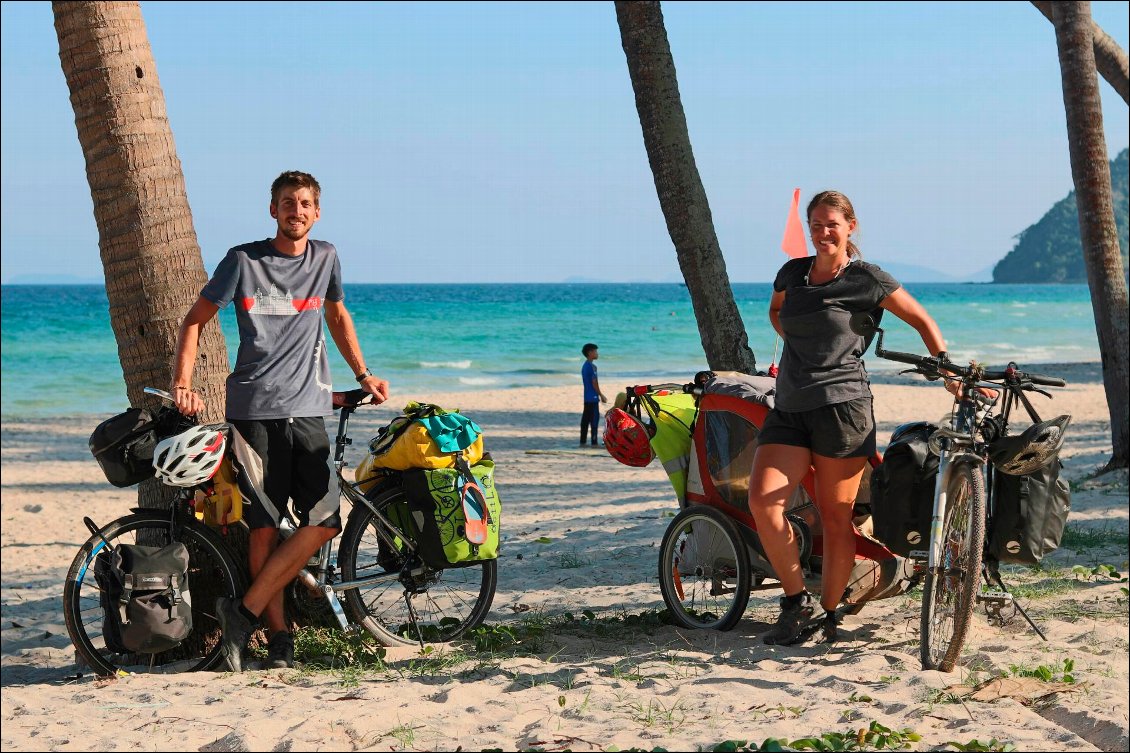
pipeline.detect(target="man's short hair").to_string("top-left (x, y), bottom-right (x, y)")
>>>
top-left (582, 343), bottom-right (599, 356)
top-left (271, 171), bottom-right (322, 207)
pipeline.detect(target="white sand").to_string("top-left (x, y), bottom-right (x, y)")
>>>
top-left (2, 366), bottom-right (1127, 751)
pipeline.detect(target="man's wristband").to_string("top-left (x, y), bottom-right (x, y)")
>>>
top-left (355, 368), bottom-right (373, 383)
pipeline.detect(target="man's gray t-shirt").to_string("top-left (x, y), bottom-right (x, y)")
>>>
top-left (773, 257), bottom-right (901, 412)
top-left (201, 239), bottom-right (344, 420)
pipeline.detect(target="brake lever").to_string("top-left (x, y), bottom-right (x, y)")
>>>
top-left (1027, 386), bottom-right (1053, 399)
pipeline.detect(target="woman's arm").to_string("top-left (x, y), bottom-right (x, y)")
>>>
top-left (768, 289), bottom-right (786, 338)
top-left (880, 288), bottom-right (978, 396)
top-left (878, 288), bottom-right (946, 356)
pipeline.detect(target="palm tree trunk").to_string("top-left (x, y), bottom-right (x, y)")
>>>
top-left (1050, 1), bottom-right (1130, 470)
top-left (1032, 0), bottom-right (1129, 105)
top-left (615, 0), bottom-right (757, 373)
top-left (53, 1), bottom-right (230, 503)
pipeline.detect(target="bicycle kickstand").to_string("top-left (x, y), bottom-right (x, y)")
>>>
top-left (403, 591), bottom-right (426, 651)
top-left (978, 564), bottom-right (1048, 641)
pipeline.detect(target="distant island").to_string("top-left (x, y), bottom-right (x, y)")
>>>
top-left (993, 148), bottom-right (1129, 283)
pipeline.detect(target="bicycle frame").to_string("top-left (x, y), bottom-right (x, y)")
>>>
top-left (279, 394), bottom-right (423, 632)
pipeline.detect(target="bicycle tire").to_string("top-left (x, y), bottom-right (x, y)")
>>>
top-left (63, 511), bottom-right (245, 676)
top-left (920, 459), bottom-right (986, 672)
top-left (338, 486), bottom-right (497, 647)
top-left (658, 504), bottom-right (752, 631)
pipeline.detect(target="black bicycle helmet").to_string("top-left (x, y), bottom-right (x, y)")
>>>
top-left (988, 414), bottom-right (1071, 476)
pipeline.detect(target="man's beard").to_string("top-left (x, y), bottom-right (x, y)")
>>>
top-left (280, 223), bottom-right (308, 241)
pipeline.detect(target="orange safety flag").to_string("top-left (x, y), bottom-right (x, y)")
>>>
top-left (781, 188), bottom-right (808, 258)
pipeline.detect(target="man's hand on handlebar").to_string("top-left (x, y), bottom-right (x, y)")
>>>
top-left (171, 385), bottom-right (205, 417)
top-left (359, 375), bottom-right (390, 405)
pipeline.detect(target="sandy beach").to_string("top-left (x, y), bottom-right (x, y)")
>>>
top-left (2, 363), bottom-right (1127, 752)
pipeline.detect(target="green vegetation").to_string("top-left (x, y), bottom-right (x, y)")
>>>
top-left (1008, 657), bottom-right (1076, 683)
top-left (993, 147), bottom-right (1128, 283)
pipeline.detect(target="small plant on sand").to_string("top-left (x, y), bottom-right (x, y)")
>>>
top-left (945, 739), bottom-right (1017, 752)
top-left (1070, 563), bottom-right (1126, 582)
top-left (624, 698), bottom-right (687, 731)
top-left (292, 626), bottom-right (387, 671)
top-left (704, 722), bottom-right (921, 751)
top-left (382, 722), bottom-right (420, 748)
top-left (1008, 657), bottom-right (1075, 684)
top-left (1059, 524), bottom-right (1128, 551)
top-left (558, 549), bottom-right (591, 569)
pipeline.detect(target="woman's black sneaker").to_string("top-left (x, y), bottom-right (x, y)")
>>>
top-left (266, 631), bottom-right (295, 669)
top-left (762, 591), bottom-right (817, 645)
top-left (820, 612), bottom-right (839, 644)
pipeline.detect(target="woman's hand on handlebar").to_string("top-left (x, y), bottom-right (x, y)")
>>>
top-left (171, 384), bottom-right (205, 416)
top-left (939, 373), bottom-right (997, 402)
top-left (359, 375), bottom-right (390, 405)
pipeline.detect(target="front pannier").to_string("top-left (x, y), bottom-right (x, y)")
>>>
top-left (870, 422), bottom-right (939, 557)
top-left (987, 459), bottom-right (1070, 565)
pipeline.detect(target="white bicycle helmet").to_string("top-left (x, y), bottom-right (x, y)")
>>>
top-left (988, 415), bottom-right (1071, 476)
top-left (153, 424), bottom-right (227, 487)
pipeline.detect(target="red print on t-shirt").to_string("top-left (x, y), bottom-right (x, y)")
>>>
top-left (291, 298), bottom-right (323, 312)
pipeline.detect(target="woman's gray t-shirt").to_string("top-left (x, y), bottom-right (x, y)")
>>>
top-left (200, 239), bottom-right (344, 420)
top-left (773, 257), bottom-right (900, 412)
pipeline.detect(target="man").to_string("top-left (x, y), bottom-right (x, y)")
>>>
top-left (171, 170), bottom-right (389, 671)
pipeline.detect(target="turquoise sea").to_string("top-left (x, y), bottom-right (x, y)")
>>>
top-left (0, 283), bottom-right (1101, 419)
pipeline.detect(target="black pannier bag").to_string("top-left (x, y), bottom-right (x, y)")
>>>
top-left (987, 459), bottom-right (1070, 565)
top-left (89, 408), bottom-right (160, 487)
top-left (870, 422), bottom-right (939, 557)
top-left (94, 542), bottom-right (192, 654)
top-left (89, 407), bottom-right (192, 487)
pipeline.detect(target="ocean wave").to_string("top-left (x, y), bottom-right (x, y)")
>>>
top-left (458, 376), bottom-right (500, 386)
top-left (419, 360), bottom-right (472, 369)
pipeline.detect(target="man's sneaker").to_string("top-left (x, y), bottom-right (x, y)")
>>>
top-left (215, 597), bottom-right (253, 672)
top-left (265, 631), bottom-right (295, 669)
top-left (762, 591), bottom-right (818, 645)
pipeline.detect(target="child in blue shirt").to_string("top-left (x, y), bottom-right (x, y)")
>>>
top-left (580, 343), bottom-right (607, 446)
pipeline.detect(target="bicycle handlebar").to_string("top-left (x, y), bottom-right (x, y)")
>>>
top-left (874, 342), bottom-right (1066, 388)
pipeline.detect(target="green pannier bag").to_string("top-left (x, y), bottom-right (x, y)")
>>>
top-left (401, 458), bottom-right (502, 569)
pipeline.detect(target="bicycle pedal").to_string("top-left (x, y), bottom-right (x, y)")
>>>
top-left (977, 591), bottom-right (1013, 603)
top-left (908, 549), bottom-right (929, 561)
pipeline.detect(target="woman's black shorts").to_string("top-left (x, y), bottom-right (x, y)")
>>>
top-left (758, 397), bottom-right (876, 458)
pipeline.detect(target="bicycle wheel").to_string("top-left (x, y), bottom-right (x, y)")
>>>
top-left (658, 504), bottom-right (752, 631)
top-left (338, 486), bottom-right (497, 647)
top-left (920, 459), bottom-right (986, 672)
top-left (63, 511), bottom-right (245, 676)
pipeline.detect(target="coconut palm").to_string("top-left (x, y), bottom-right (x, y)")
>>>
top-left (53, 1), bottom-right (230, 502)
top-left (615, 0), bottom-right (758, 373)
top-left (1032, 0), bottom-right (1129, 105)
top-left (1050, 1), bottom-right (1129, 469)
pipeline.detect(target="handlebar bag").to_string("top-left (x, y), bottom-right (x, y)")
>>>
top-left (870, 422), bottom-right (939, 557)
top-left (93, 541), bottom-right (192, 654)
top-left (987, 459), bottom-right (1070, 565)
top-left (89, 408), bottom-right (160, 487)
top-left (401, 458), bottom-right (502, 569)
top-left (89, 407), bottom-right (194, 488)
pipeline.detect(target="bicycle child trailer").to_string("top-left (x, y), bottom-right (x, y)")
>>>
top-left (607, 372), bottom-right (917, 630)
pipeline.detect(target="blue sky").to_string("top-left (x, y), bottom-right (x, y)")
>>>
top-left (2, 1), bottom-right (1128, 284)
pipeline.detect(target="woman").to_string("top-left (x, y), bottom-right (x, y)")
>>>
top-left (748, 190), bottom-right (956, 645)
